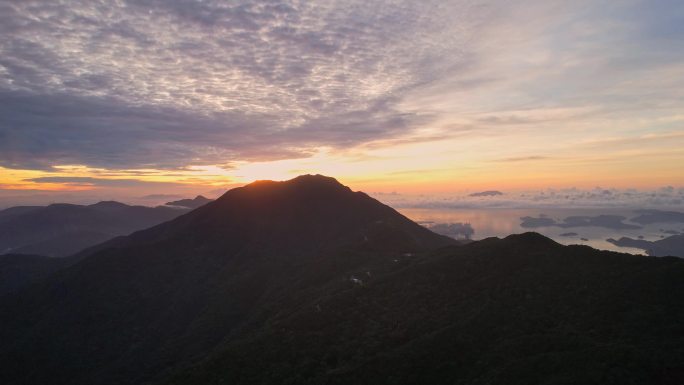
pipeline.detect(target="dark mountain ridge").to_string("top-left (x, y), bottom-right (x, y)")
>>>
top-left (0, 200), bottom-right (189, 257)
top-left (0, 175), bottom-right (455, 385)
top-left (1, 175), bottom-right (683, 385)
top-left (170, 235), bottom-right (684, 385)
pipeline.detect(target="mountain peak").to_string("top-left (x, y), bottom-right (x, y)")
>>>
top-left (503, 232), bottom-right (559, 247)
top-left (290, 173), bottom-right (343, 185)
top-left (243, 174), bottom-right (347, 191)
top-left (122, 174), bottom-right (454, 257)
top-left (89, 200), bottom-right (129, 209)
top-left (216, 174), bottom-right (352, 205)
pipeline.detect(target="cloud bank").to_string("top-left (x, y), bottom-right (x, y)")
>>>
top-left (0, 0), bottom-right (477, 170)
top-left (1, 0), bottom-right (682, 193)
top-left (373, 186), bottom-right (684, 209)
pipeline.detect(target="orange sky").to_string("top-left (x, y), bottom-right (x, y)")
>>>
top-left (2, 128), bottom-right (683, 199)
top-left (1, 1), bottom-right (683, 205)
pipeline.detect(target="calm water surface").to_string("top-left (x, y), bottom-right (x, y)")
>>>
top-left (398, 207), bottom-right (680, 255)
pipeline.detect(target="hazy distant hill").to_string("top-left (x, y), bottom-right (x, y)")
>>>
top-left (0, 201), bottom-right (188, 257)
top-left (1, 175), bottom-right (682, 385)
top-left (630, 209), bottom-right (684, 225)
top-left (164, 195), bottom-right (213, 209)
top-left (608, 234), bottom-right (684, 257)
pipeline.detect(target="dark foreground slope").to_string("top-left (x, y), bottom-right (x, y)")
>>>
top-left (167, 234), bottom-right (684, 385)
top-left (0, 175), bottom-right (454, 385)
top-left (0, 201), bottom-right (188, 257)
top-left (1, 176), bottom-right (683, 385)
top-left (0, 254), bottom-right (69, 296)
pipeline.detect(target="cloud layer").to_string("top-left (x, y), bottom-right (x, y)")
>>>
top-left (373, 186), bottom-right (684, 210)
top-left (0, 0), bottom-right (477, 170)
top-left (1, 0), bottom-right (682, 195)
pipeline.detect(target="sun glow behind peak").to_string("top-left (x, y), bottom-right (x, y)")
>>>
top-left (0, 0), bottom-right (683, 205)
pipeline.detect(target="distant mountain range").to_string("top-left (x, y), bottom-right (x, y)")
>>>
top-left (0, 201), bottom-right (190, 257)
top-left (165, 195), bottom-right (213, 209)
top-left (1, 175), bottom-right (683, 385)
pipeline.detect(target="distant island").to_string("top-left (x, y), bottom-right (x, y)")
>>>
top-left (521, 214), bottom-right (641, 230)
top-left (427, 222), bottom-right (474, 240)
top-left (469, 190), bottom-right (503, 197)
top-left (630, 209), bottom-right (684, 225)
top-left (607, 234), bottom-right (684, 257)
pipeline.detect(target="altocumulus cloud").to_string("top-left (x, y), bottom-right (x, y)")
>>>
top-left (0, 0), bottom-right (479, 170)
top-left (2, 0), bottom-right (683, 173)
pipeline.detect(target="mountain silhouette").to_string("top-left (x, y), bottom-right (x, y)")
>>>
top-left (0, 175), bottom-right (454, 384)
top-left (0, 201), bottom-right (189, 257)
top-left (1, 175), bottom-right (683, 385)
top-left (165, 195), bottom-right (213, 209)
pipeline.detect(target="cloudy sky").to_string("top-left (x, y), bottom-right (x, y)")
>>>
top-left (1, 0), bottom-right (683, 205)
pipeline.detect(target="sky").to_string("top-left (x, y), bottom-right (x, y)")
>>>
top-left (1, 0), bottom-right (683, 207)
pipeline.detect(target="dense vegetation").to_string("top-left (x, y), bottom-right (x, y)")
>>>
top-left (167, 234), bottom-right (684, 385)
top-left (0, 254), bottom-right (68, 296)
top-left (1, 176), bottom-right (682, 385)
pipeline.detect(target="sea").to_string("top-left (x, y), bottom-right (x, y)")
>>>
top-left (398, 207), bottom-right (683, 255)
